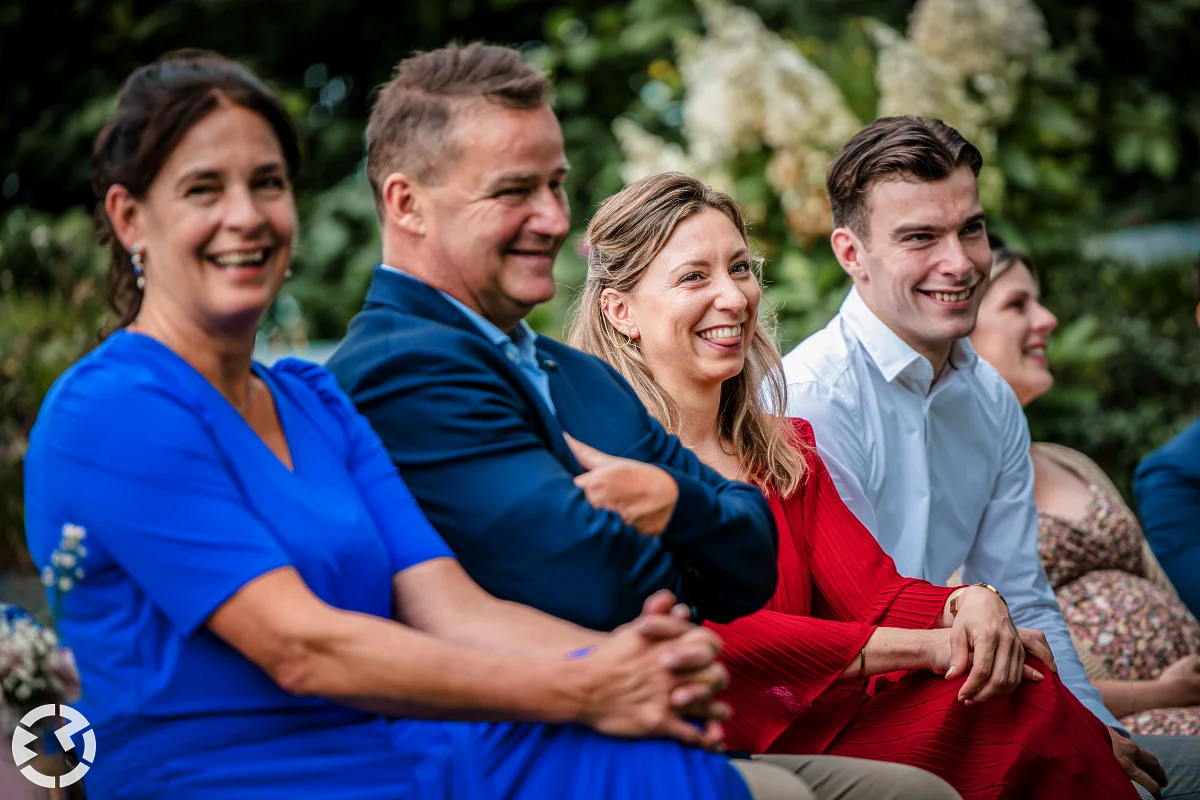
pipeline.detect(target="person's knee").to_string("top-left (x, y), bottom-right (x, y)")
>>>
top-left (731, 759), bottom-right (817, 800)
top-left (879, 764), bottom-right (961, 800)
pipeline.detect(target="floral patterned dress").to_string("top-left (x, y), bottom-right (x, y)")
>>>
top-left (1039, 483), bottom-right (1200, 735)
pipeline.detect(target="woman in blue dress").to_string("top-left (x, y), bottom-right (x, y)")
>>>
top-left (22, 50), bottom-right (749, 800)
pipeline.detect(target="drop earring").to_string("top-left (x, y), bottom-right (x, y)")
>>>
top-left (130, 244), bottom-right (146, 290)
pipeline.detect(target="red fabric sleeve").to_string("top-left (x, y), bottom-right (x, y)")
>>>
top-left (794, 418), bottom-right (957, 630)
top-left (707, 610), bottom-right (875, 753)
top-left (710, 419), bottom-right (959, 753)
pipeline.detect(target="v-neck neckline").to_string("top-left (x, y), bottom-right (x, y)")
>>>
top-left (118, 330), bottom-right (298, 475)
top-left (249, 363), bottom-right (297, 475)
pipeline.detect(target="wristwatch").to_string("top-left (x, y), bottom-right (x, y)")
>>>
top-left (949, 582), bottom-right (1007, 617)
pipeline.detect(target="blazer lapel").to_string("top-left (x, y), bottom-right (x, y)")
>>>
top-left (538, 342), bottom-right (590, 468)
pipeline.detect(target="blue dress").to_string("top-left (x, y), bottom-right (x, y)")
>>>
top-left (23, 331), bottom-right (751, 800)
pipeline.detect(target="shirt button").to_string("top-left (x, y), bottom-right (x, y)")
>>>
top-left (506, 350), bottom-right (518, 362)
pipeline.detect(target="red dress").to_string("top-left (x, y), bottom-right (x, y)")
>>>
top-left (707, 419), bottom-right (1137, 799)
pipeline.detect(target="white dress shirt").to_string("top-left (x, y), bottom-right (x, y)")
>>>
top-left (781, 287), bottom-right (1119, 729)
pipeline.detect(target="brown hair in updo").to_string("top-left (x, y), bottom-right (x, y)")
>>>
top-left (92, 49), bottom-right (301, 332)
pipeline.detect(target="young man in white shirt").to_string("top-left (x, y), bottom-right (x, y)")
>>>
top-left (783, 115), bottom-right (1186, 800)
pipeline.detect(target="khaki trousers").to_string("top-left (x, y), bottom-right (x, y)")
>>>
top-left (733, 754), bottom-right (962, 800)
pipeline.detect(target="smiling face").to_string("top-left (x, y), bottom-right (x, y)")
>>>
top-left (832, 165), bottom-right (992, 371)
top-left (969, 261), bottom-right (1058, 406)
top-left (113, 101), bottom-right (295, 333)
top-left (418, 102), bottom-right (570, 331)
top-left (608, 207), bottom-right (761, 392)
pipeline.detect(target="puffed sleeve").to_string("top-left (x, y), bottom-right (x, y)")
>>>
top-left (24, 370), bottom-right (293, 637)
top-left (273, 358), bottom-right (454, 574)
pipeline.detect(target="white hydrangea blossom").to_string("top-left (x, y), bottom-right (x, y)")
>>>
top-left (870, 21), bottom-right (995, 157)
top-left (613, 117), bottom-right (702, 182)
top-left (908, 0), bottom-right (1049, 81)
top-left (675, 4), bottom-right (769, 165)
top-left (612, 117), bottom-right (734, 194)
top-left (754, 35), bottom-right (860, 156)
top-left (616, 0), bottom-right (1046, 238)
top-left (907, 0), bottom-right (1049, 123)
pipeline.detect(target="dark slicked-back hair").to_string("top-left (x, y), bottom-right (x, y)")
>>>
top-left (827, 115), bottom-right (982, 238)
top-left (366, 42), bottom-right (550, 214)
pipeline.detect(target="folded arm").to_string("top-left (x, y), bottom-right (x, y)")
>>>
top-left (343, 342), bottom-right (775, 629)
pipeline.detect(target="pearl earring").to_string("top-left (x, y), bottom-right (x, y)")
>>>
top-left (285, 268), bottom-right (293, 279)
top-left (130, 244), bottom-right (146, 290)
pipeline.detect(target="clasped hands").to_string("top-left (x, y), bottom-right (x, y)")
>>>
top-left (577, 590), bottom-right (729, 752)
top-left (932, 585), bottom-right (1057, 705)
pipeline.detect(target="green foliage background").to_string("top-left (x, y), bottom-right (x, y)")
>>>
top-left (3, 0), bottom-right (1200, 569)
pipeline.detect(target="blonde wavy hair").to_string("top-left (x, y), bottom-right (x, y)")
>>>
top-left (566, 173), bottom-right (807, 497)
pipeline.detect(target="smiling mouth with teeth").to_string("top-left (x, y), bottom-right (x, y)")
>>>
top-left (698, 324), bottom-right (743, 342)
top-left (211, 249), bottom-right (269, 268)
top-left (923, 287), bottom-right (973, 303)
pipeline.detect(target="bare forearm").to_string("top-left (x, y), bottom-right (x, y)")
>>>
top-left (281, 607), bottom-right (585, 723)
top-left (391, 559), bottom-right (606, 659)
top-left (445, 595), bottom-right (606, 659)
top-left (837, 628), bottom-right (933, 679)
top-left (1095, 679), bottom-right (1170, 719)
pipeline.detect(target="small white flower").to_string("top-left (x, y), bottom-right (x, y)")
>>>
top-left (14, 684), bottom-right (30, 701)
top-left (58, 553), bottom-right (76, 569)
top-left (62, 523), bottom-right (86, 544)
top-left (41, 566), bottom-right (55, 587)
top-left (58, 577), bottom-right (74, 593)
top-left (74, 567), bottom-right (85, 580)
top-left (76, 545), bottom-right (88, 559)
top-left (52, 552), bottom-right (65, 568)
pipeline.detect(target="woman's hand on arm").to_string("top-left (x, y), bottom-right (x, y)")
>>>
top-left (564, 434), bottom-right (678, 536)
top-left (936, 585), bottom-right (1050, 704)
top-left (840, 621), bottom-right (1054, 694)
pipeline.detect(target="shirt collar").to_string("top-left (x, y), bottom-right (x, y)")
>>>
top-left (839, 286), bottom-right (978, 393)
top-left (378, 263), bottom-right (540, 355)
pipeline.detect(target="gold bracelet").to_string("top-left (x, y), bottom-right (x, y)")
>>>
top-left (949, 583), bottom-right (1007, 617)
top-left (974, 582), bottom-right (1007, 607)
top-left (856, 646), bottom-right (866, 680)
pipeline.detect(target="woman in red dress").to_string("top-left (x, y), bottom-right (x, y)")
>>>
top-left (566, 172), bottom-right (1139, 800)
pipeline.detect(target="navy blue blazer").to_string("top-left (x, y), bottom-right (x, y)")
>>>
top-left (1134, 418), bottom-right (1200, 619)
top-left (326, 266), bottom-right (778, 631)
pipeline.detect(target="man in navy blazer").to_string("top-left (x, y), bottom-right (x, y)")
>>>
top-left (324, 43), bottom-right (975, 800)
top-left (1135, 262), bottom-right (1200, 620)
top-left (326, 45), bottom-right (777, 634)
